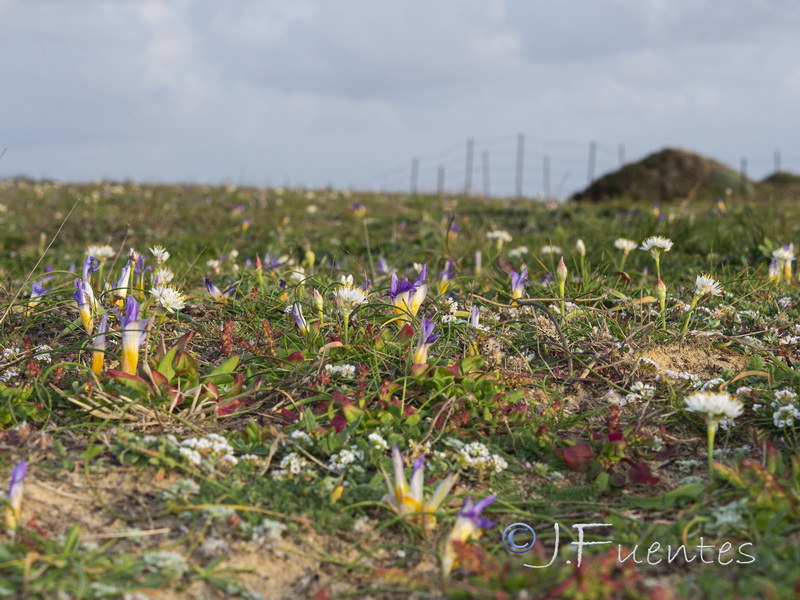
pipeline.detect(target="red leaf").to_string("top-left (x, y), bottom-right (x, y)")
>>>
top-left (560, 443), bottom-right (594, 471)
top-left (497, 255), bottom-right (515, 274)
top-left (286, 351), bottom-right (305, 363)
top-left (217, 399), bottom-right (241, 416)
top-left (398, 323), bottom-right (414, 340)
top-left (628, 460), bottom-right (660, 484)
top-left (278, 409), bottom-right (300, 425)
top-left (330, 415), bottom-right (347, 432)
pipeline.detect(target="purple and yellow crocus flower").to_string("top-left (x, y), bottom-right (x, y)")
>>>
top-left (205, 277), bottom-right (234, 303)
top-left (510, 265), bottom-right (529, 302)
top-left (438, 260), bottom-right (455, 295)
top-left (383, 445), bottom-right (457, 531)
top-left (290, 303), bottom-right (309, 336)
top-left (4, 459), bottom-right (27, 531)
top-left (412, 317), bottom-right (439, 367)
top-left (118, 297), bottom-right (151, 375)
top-left (91, 311), bottom-right (109, 375)
top-left (387, 272), bottom-right (416, 322)
top-left (442, 494), bottom-right (497, 577)
top-left (73, 278), bottom-right (96, 335)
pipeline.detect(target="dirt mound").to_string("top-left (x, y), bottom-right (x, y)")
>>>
top-left (572, 147), bottom-right (751, 203)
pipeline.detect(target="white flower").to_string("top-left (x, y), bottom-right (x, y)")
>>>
top-left (695, 274), bottom-right (723, 297)
top-left (150, 284), bottom-right (186, 313)
top-left (324, 364), bottom-right (356, 378)
top-left (640, 236), bottom-right (674, 259)
top-left (86, 244), bottom-right (115, 261)
top-left (333, 285), bottom-right (368, 316)
top-left (772, 244), bottom-right (795, 264)
top-left (149, 245), bottom-right (170, 264)
top-left (575, 239), bottom-right (586, 257)
top-left (279, 452), bottom-right (309, 475)
top-left (486, 230), bottom-right (512, 243)
top-left (368, 432), bottom-right (389, 451)
top-left (540, 245), bottom-right (563, 255)
top-left (154, 266), bottom-right (175, 284)
top-left (508, 246), bottom-right (529, 258)
top-left (685, 392), bottom-right (744, 421)
top-left (614, 238), bottom-right (638, 254)
top-left (329, 446), bottom-right (364, 472)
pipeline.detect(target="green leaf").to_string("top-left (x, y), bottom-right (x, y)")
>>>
top-left (203, 356), bottom-right (240, 384)
top-left (626, 482), bottom-right (705, 510)
top-left (461, 356), bottom-right (484, 374)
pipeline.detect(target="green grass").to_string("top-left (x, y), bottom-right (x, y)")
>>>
top-left (0, 179), bottom-right (799, 599)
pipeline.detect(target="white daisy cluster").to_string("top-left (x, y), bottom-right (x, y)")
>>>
top-left (290, 429), bottom-right (313, 446)
top-left (150, 284), bottom-right (186, 313)
top-left (619, 381), bottom-right (657, 405)
top-left (508, 246), bottom-right (529, 258)
top-left (178, 433), bottom-right (238, 469)
top-left (762, 390), bottom-right (800, 428)
top-left (777, 296), bottom-right (794, 309)
top-left (442, 297), bottom-right (459, 315)
top-left (368, 432), bottom-right (389, 451)
top-left (700, 378), bottom-right (725, 392)
top-left (272, 452), bottom-right (310, 480)
top-left (324, 364), bottom-right (356, 378)
top-left (449, 440), bottom-right (509, 475)
top-left (659, 369), bottom-right (702, 387)
top-left (328, 445), bottom-right (365, 473)
top-left (486, 230), bottom-right (512, 243)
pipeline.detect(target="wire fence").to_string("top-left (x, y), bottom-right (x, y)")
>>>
top-left (359, 134), bottom-right (797, 200)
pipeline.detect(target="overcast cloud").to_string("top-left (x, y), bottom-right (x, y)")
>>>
top-left (2, 0), bottom-right (799, 197)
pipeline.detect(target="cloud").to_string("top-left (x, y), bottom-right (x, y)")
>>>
top-left (2, 0), bottom-right (800, 195)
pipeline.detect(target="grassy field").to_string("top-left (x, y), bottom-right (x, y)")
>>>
top-left (0, 179), bottom-right (799, 599)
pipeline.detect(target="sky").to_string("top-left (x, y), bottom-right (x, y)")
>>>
top-left (2, 0), bottom-right (800, 198)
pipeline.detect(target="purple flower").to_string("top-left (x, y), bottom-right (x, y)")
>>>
top-left (5, 459), bottom-right (27, 529)
top-left (377, 257), bottom-right (389, 274)
top-left (134, 254), bottom-right (151, 276)
top-left (82, 256), bottom-right (100, 281)
top-left (31, 279), bottom-right (49, 298)
top-left (541, 272), bottom-right (553, 286)
top-left (439, 259), bottom-right (455, 282)
top-left (510, 266), bottom-right (529, 300)
top-left (458, 494), bottom-right (497, 529)
top-left (387, 272), bottom-right (416, 300)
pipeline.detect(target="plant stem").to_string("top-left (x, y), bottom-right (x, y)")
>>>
top-left (707, 422), bottom-right (717, 481)
top-left (680, 296), bottom-right (699, 338)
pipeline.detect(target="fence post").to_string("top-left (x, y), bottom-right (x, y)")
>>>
top-left (410, 158), bottom-right (419, 194)
top-left (740, 157), bottom-right (747, 187)
top-left (437, 166), bottom-right (446, 197)
top-left (481, 150), bottom-right (490, 198)
top-left (587, 140), bottom-right (597, 186)
top-left (464, 138), bottom-right (474, 195)
top-left (515, 133), bottom-right (525, 198)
